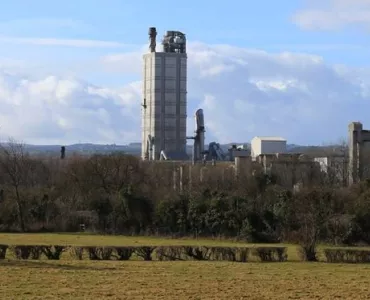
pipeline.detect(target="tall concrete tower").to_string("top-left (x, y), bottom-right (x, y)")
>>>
top-left (141, 27), bottom-right (188, 161)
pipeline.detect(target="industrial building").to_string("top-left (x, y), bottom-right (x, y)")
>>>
top-left (251, 136), bottom-right (287, 160)
top-left (141, 27), bottom-right (188, 161)
top-left (138, 27), bottom-right (370, 187)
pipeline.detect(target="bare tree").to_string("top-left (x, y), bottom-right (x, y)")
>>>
top-left (314, 139), bottom-right (349, 187)
top-left (294, 187), bottom-right (337, 261)
top-left (0, 139), bottom-right (38, 231)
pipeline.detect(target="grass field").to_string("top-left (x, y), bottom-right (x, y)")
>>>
top-left (0, 232), bottom-right (262, 246)
top-left (1, 260), bottom-right (370, 299)
top-left (1, 233), bottom-right (370, 299)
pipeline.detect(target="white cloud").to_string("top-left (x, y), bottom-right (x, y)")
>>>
top-left (292, 0), bottom-right (370, 30)
top-left (182, 43), bottom-right (370, 144)
top-left (0, 36), bottom-right (130, 48)
top-left (0, 73), bottom-right (140, 144)
top-left (0, 41), bottom-right (370, 146)
top-left (100, 45), bottom-right (147, 74)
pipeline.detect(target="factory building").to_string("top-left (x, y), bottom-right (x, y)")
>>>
top-left (251, 136), bottom-right (287, 160)
top-left (141, 27), bottom-right (188, 161)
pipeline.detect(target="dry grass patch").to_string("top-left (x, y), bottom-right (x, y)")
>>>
top-left (0, 260), bottom-right (370, 299)
top-left (0, 233), bottom-right (257, 246)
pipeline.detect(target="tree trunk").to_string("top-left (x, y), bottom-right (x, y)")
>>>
top-left (15, 187), bottom-right (26, 232)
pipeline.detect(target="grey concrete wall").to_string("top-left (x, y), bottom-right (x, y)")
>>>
top-left (141, 52), bottom-right (187, 160)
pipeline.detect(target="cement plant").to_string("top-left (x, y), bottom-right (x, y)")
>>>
top-left (139, 27), bottom-right (369, 187)
top-left (1, 25), bottom-right (370, 300)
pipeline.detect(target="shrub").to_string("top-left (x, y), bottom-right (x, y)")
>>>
top-left (324, 248), bottom-right (370, 263)
top-left (85, 247), bottom-right (114, 260)
top-left (30, 246), bottom-right (42, 259)
top-left (183, 246), bottom-right (213, 261)
top-left (85, 247), bottom-right (99, 260)
top-left (0, 244), bottom-right (8, 259)
top-left (252, 247), bottom-right (287, 262)
top-left (134, 246), bottom-right (156, 261)
top-left (209, 247), bottom-right (238, 261)
top-left (2, 244), bottom-right (289, 263)
top-left (114, 247), bottom-right (134, 260)
top-left (41, 245), bottom-right (65, 260)
top-left (12, 245), bottom-right (39, 260)
top-left (235, 247), bottom-right (249, 262)
top-left (155, 246), bottom-right (250, 262)
top-left (69, 246), bottom-right (84, 260)
top-left (155, 246), bottom-right (186, 261)
top-left (297, 244), bottom-right (317, 262)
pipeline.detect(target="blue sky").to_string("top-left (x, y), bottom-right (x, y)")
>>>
top-left (0, 0), bottom-right (368, 66)
top-left (0, 0), bottom-right (369, 145)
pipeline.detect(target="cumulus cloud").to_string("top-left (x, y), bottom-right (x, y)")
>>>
top-left (0, 41), bottom-right (369, 145)
top-left (0, 72), bottom-right (140, 144)
top-left (100, 45), bottom-right (147, 74)
top-left (181, 42), bottom-right (370, 145)
top-left (292, 0), bottom-right (370, 30)
top-left (164, 42), bottom-right (368, 144)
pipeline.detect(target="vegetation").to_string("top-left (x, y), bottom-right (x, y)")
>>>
top-left (0, 233), bottom-right (369, 264)
top-left (0, 241), bottom-right (289, 262)
top-left (0, 231), bottom-right (369, 298)
top-left (0, 140), bottom-right (370, 263)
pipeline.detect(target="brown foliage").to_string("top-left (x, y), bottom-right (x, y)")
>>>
top-left (0, 140), bottom-right (50, 231)
top-left (155, 246), bottom-right (186, 261)
top-left (0, 244), bottom-right (8, 259)
top-left (292, 187), bottom-right (338, 261)
top-left (251, 247), bottom-right (287, 262)
top-left (0, 139), bottom-right (369, 251)
top-left (208, 246), bottom-right (237, 261)
top-left (183, 246), bottom-right (214, 261)
top-left (85, 246), bottom-right (114, 260)
top-left (41, 245), bottom-right (65, 260)
top-left (114, 246), bottom-right (134, 260)
top-left (11, 245), bottom-right (40, 259)
top-left (135, 246), bottom-right (156, 261)
top-left (69, 246), bottom-right (84, 260)
top-left (324, 248), bottom-right (370, 263)
top-left (297, 245), bottom-right (317, 262)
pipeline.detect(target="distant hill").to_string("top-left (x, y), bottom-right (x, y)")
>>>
top-left (0, 142), bottom-right (346, 158)
top-left (1, 143), bottom-right (140, 156)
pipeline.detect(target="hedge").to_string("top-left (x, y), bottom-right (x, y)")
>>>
top-left (323, 248), bottom-right (370, 263)
top-left (1, 245), bottom-right (369, 263)
top-left (0, 244), bottom-right (268, 262)
top-left (251, 247), bottom-right (288, 262)
top-left (2, 244), bottom-right (370, 264)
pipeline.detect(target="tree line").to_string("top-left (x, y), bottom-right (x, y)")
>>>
top-left (0, 141), bottom-right (369, 259)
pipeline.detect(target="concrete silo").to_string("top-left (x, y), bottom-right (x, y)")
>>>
top-left (141, 27), bottom-right (188, 161)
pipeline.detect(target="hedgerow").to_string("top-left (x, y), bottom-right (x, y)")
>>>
top-left (1, 244), bottom-right (287, 262)
top-left (251, 247), bottom-right (287, 262)
top-left (324, 248), bottom-right (370, 263)
top-left (0, 244), bottom-right (8, 259)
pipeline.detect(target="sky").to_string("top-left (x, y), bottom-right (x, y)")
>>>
top-left (0, 0), bottom-right (369, 145)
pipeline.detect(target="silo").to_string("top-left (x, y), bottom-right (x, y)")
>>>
top-left (141, 27), bottom-right (188, 161)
